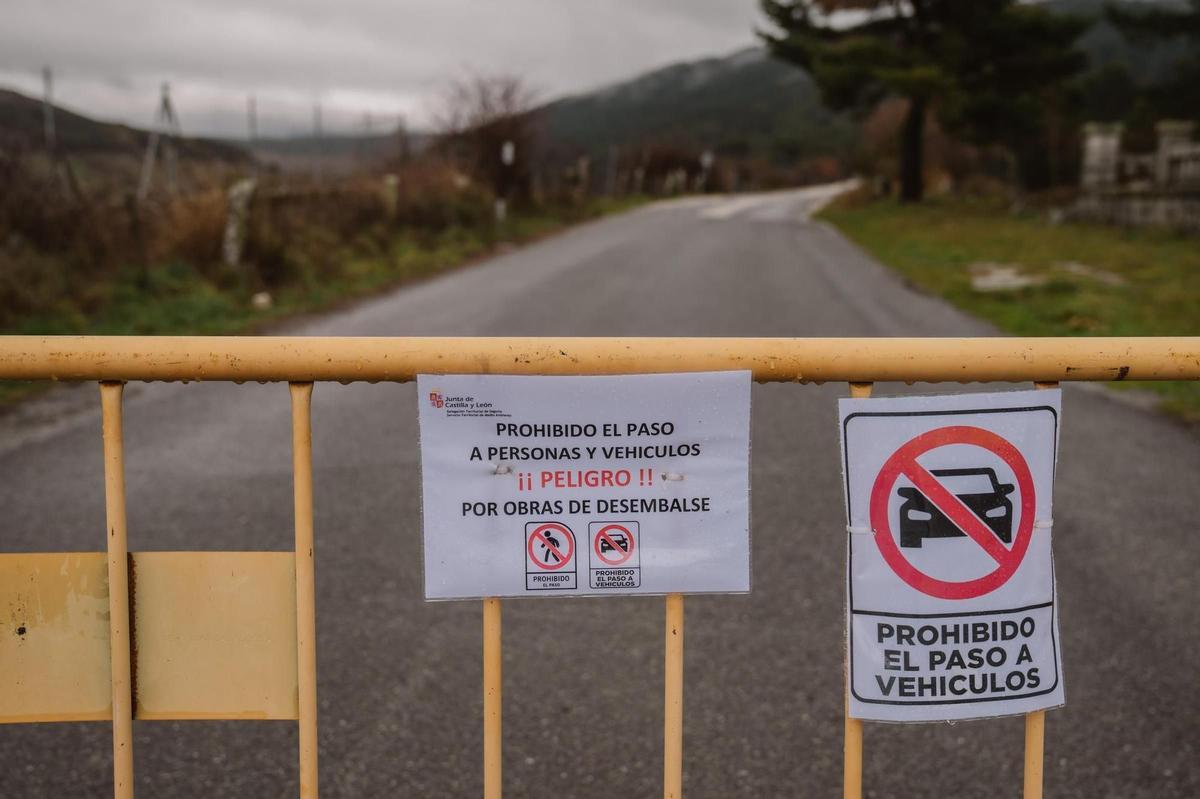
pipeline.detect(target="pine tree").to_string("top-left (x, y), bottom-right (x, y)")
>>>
top-left (759, 1), bottom-right (1087, 200)
top-left (1107, 0), bottom-right (1200, 124)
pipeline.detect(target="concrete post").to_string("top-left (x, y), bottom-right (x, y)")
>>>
top-left (222, 178), bottom-right (258, 269)
top-left (1081, 123), bottom-right (1122, 190)
top-left (1155, 120), bottom-right (1196, 187)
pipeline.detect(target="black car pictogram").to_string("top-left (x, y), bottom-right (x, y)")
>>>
top-left (598, 532), bottom-right (630, 553)
top-left (897, 467), bottom-right (1014, 548)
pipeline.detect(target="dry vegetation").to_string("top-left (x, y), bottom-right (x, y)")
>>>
top-left (0, 138), bottom-right (634, 340)
top-left (0, 72), bottom-right (658, 347)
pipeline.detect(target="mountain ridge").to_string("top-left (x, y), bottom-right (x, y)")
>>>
top-left (540, 46), bottom-right (853, 165)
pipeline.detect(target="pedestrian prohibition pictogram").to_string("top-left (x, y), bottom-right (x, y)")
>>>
top-left (527, 522), bottom-right (575, 570)
top-left (593, 523), bottom-right (635, 566)
top-left (870, 425), bottom-right (1036, 600)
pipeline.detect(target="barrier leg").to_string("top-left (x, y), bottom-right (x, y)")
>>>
top-left (664, 593), bottom-right (684, 799)
top-left (843, 695), bottom-right (863, 799)
top-left (1023, 379), bottom-right (1057, 799)
top-left (290, 383), bottom-right (320, 798)
top-left (483, 598), bottom-right (503, 799)
top-left (843, 381), bottom-right (873, 799)
top-left (100, 382), bottom-right (134, 799)
top-left (1024, 711), bottom-right (1045, 798)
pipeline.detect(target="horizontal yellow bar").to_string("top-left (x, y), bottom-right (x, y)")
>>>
top-left (0, 336), bottom-right (1196, 383)
top-left (0, 552), bottom-right (298, 724)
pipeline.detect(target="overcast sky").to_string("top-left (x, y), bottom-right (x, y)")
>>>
top-left (0, 0), bottom-right (761, 138)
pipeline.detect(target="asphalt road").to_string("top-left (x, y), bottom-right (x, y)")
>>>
top-left (2, 185), bottom-right (1197, 797)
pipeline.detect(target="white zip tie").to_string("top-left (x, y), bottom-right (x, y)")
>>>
top-left (493, 464), bottom-right (512, 475)
top-left (1034, 519), bottom-right (1053, 529)
top-left (661, 472), bottom-right (685, 482)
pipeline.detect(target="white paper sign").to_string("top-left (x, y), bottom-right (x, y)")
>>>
top-left (419, 372), bottom-right (751, 599)
top-left (839, 389), bottom-right (1065, 722)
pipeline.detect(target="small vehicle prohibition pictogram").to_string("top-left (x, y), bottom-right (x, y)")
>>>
top-left (525, 521), bottom-right (577, 591)
top-left (869, 425), bottom-right (1036, 600)
top-left (589, 521), bottom-right (641, 589)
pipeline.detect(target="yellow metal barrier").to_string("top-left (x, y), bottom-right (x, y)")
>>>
top-left (0, 335), bottom-right (1197, 382)
top-left (1, 335), bottom-right (1198, 798)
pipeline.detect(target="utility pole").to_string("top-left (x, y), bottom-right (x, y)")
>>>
top-left (359, 111), bottom-right (372, 163)
top-left (137, 82), bottom-right (183, 201)
top-left (699, 150), bottom-right (715, 193)
top-left (312, 101), bottom-right (323, 183)
top-left (395, 113), bottom-right (410, 162)
top-left (606, 144), bottom-right (619, 196)
top-left (39, 65), bottom-right (89, 206)
top-left (247, 95), bottom-right (259, 178)
top-left (247, 95), bottom-right (258, 144)
top-left (42, 66), bottom-right (56, 152)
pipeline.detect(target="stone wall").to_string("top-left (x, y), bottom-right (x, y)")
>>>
top-left (1073, 120), bottom-right (1200, 232)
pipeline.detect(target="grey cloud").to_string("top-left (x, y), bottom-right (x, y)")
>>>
top-left (0, 0), bottom-right (758, 137)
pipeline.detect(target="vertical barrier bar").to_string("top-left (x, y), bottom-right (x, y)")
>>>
top-left (100, 382), bottom-right (134, 799)
top-left (843, 692), bottom-right (863, 799)
top-left (1024, 711), bottom-right (1045, 799)
top-left (843, 381), bottom-right (873, 799)
top-left (290, 382), bottom-right (319, 799)
top-left (483, 598), bottom-right (503, 799)
top-left (1023, 380), bottom-right (1057, 799)
top-left (663, 593), bottom-right (684, 799)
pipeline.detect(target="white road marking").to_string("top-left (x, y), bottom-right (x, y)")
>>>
top-left (698, 179), bottom-right (862, 222)
top-left (699, 195), bottom-right (774, 219)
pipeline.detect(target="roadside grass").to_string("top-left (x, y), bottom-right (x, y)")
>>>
top-left (0, 196), bottom-right (645, 406)
top-left (818, 194), bottom-right (1200, 421)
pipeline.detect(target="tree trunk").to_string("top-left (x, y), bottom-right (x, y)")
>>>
top-left (900, 96), bottom-right (926, 203)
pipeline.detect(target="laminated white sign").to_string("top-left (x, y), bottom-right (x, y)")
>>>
top-left (418, 372), bottom-right (750, 599)
top-left (839, 389), bottom-right (1065, 722)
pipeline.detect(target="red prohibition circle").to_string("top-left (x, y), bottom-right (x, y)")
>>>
top-left (527, 522), bottom-right (574, 570)
top-left (868, 425), bottom-right (1036, 600)
top-left (593, 524), bottom-right (636, 566)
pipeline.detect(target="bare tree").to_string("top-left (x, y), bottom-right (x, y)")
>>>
top-left (432, 73), bottom-right (541, 203)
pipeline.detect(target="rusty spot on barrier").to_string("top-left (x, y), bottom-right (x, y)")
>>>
top-left (15, 625), bottom-right (26, 637)
top-left (127, 553), bottom-right (140, 716)
top-left (1065, 365), bottom-right (1132, 380)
